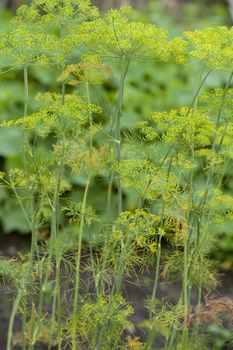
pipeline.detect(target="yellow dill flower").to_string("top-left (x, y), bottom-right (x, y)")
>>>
top-left (71, 6), bottom-right (186, 62)
top-left (14, 0), bottom-right (99, 35)
top-left (113, 209), bottom-right (160, 254)
top-left (57, 142), bottom-right (110, 176)
top-left (0, 28), bottom-right (65, 68)
top-left (115, 158), bottom-right (179, 203)
top-left (58, 55), bottom-right (113, 85)
top-left (137, 107), bottom-right (215, 150)
top-left (78, 295), bottom-right (133, 345)
top-left (126, 336), bottom-right (144, 350)
top-left (149, 242), bottom-right (158, 253)
top-left (0, 97), bottom-right (100, 137)
top-left (184, 26), bottom-right (233, 70)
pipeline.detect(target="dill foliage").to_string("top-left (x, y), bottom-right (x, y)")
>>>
top-left (0, 1), bottom-right (232, 350)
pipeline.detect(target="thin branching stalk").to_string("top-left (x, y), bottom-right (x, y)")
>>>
top-left (38, 58), bottom-right (67, 346)
top-left (182, 228), bottom-right (189, 350)
top-left (6, 194), bottom-right (39, 349)
top-left (145, 235), bottom-right (162, 350)
top-left (61, 82), bottom-right (66, 105)
top-left (145, 156), bottom-right (173, 350)
top-left (29, 304), bottom-right (36, 350)
top-left (7, 293), bottom-right (22, 350)
top-left (165, 69), bottom-right (214, 349)
top-left (22, 195), bottom-right (38, 350)
top-left (99, 59), bottom-right (130, 295)
top-left (48, 136), bottom-right (66, 350)
top-left (114, 56), bottom-right (130, 214)
top-left (85, 81), bottom-right (93, 147)
top-left (185, 69), bottom-right (212, 118)
top-left (100, 119), bottom-right (115, 295)
top-left (23, 65), bottom-right (29, 117)
top-left (197, 71), bottom-right (233, 214)
top-left (71, 177), bottom-right (91, 350)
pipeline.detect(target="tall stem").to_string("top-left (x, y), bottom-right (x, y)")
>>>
top-left (61, 82), bottom-right (66, 105)
top-left (71, 178), bottom-right (91, 350)
top-left (48, 136), bottom-right (65, 350)
top-left (54, 258), bottom-right (62, 350)
top-left (114, 57), bottom-right (130, 215)
top-left (7, 188), bottom-right (37, 350)
top-left (182, 229), bottom-right (189, 350)
top-left (22, 195), bottom-right (37, 350)
top-left (185, 69), bottom-right (212, 118)
top-left (145, 235), bottom-right (162, 350)
top-left (7, 294), bottom-right (21, 350)
top-left (29, 304), bottom-right (36, 350)
top-left (85, 81), bottom-right (93, 147)
top-left (23, 65), bottom-right (29, 117)
top-left (145, 156), bottom-right (173, 350)
top-left (197, 71), bottom-right (233, 213)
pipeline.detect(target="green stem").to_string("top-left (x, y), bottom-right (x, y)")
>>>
top-left (98, 59), bottom-right (130, 297)
top-left (114, 57), bottom-right (130, 215)
top-left (7, 293), bottom-right (21, 350)
top-left (56, 259), bottom-right (62, 350)
top-left (197, 71), bottom-right (233, 212)
top-left (182, 145), bottom-right (195, 350)
top-left (23, 65), bottom-right (29, 117)
top-left (7, 186), bottom-right (37, 350)
top-left (48, 138), bottom-right (65, 350)
top-left (145, 235), bottom-right (162, 350)
top-left (145, 156), bottom-right (173, 350)
top-left (167, 327), bottom-right (178, 350)
top-left (22, 195), bottom-right (38, 350)
top-left (185, 69), bottom-right (212, 118)
top-left (85, 81), bottom-right (93, 147)
top-left (29, 304), bottom-right (36, 350)
top-left (71, 178), bottom-right (91, 350)
top-left (35, 133), bottom-right (65, 350)
top-left (182, 231), bottom-right (189, 350)
top-left (22, 65), bottom-right (29, 173)
top-left (61, 82), bottom-right (66, 105)
top-left (164, 70), bottom-right (215, 350)
top-left (98, 169), bottom-right (114, 296)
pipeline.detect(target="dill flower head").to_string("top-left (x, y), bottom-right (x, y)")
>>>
top-left (78, 295), bottom-right (133, 347)
top-left (208, 189), bottom-right (233, 224)
top-left (0, 257), bottom-right (26, 289)
top-left (115, 158), bottom-right (179, 203)
top-left (54, 141), bottom-right (110, 176)
top-left (137, 107), bottom-right (215, 151)
top-left (200, 88), bottom-right (233, 120)
top-left (113, 209), bottom-right (161, 254)
top-left (0, 28), bottom-right (65, 68)
top-left (71, 6), bottom-right (186, 62)
top-left (184, 26), bottom-right (233, 70)
top-left (58, 55), bottom-right (113, 85)
top-left (14, 0), bottom-right (99, 35)
top-left (126, 336), bottom-right (144, 350)
top-left (0, 96), bottom-right (100, 137)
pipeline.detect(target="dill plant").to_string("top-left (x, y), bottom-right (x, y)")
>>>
top-left (71, 5), bottom-right (187, 214)
top-left (116, 76), bottom-right (233, 348)
top-left (0, 23), bottom-right (64, 347)
top-left (0, 2), bottom-right (232, 350)
top-left (0, 23), bottom-right (65, 344)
